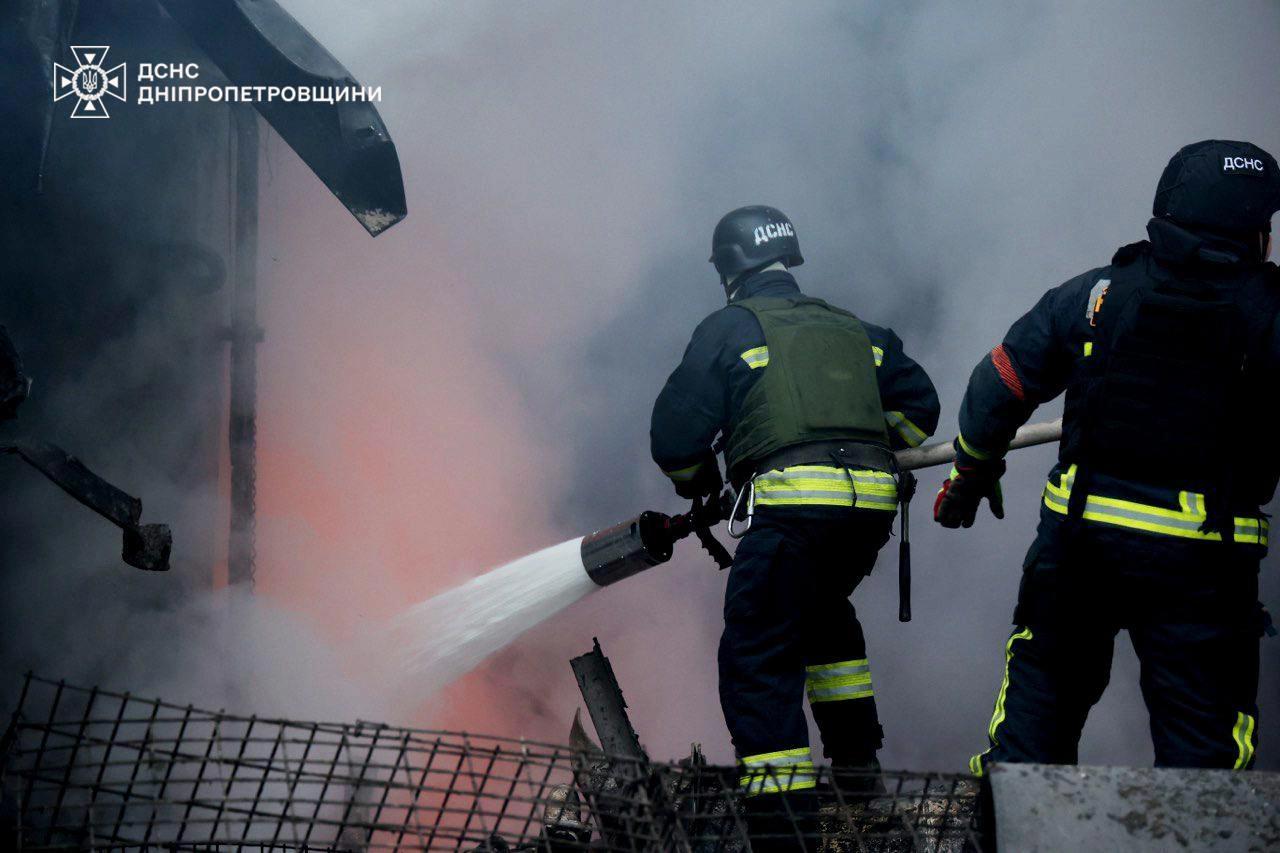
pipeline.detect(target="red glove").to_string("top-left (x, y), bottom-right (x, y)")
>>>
top-left (934, 462), bottom-right (1005, 529)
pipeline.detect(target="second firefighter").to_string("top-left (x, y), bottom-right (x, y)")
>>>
top-left (936, 139), bottom-right (1280, 775)
top-left (650, 205), bottom-right (940, 834)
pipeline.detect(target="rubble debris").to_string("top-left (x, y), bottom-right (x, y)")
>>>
top-left (0, 328), bottom-right (172, 571)
top-left (2, 439), bottom-right (172, 571)
top-left (1, 673), bottom-right (987, 850)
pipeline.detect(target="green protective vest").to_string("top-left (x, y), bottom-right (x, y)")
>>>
top-left (725, 295), bottom-right (888, 474)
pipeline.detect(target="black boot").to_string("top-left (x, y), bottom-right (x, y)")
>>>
top-left (829, 756), bottom-right (885, 799)
top-left (812, 704), bottom-right (886, 800)
top-left (743, 789), bottom-right (820, 852)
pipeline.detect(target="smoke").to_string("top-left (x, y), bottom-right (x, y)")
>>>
top-left (0, 5), bottom-right (388, 735)
top-left (251, 0), bottom-right (1280, 769)
top-left (3, 0), bottom-right (1277, 775)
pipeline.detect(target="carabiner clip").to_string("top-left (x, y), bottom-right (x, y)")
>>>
top-left (727, 474), bottom-right (756, 539)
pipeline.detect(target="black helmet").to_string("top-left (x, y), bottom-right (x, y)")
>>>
top-left (709, 205), bottom-right (804, 282)
top-left (1153, 139), bottom-right (1280, 234)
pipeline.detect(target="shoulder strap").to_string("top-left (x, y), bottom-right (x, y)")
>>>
top-left (735, 293), bottom-right (866, 327)
top-left (1064, 248), bottom-right (1152, 521)
top-left (794, 295), bottom-right (860, 322)
top-left (1090, 249), bottom-right (1147, 346)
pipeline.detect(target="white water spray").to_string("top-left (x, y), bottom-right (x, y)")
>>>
top-left (383, 423), bottom-right (1064, 707)
top-left (392, 537), bottom-right (597, 701)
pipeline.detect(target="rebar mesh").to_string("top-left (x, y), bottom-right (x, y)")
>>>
top-left (0, 674), bottom-right (984, 851)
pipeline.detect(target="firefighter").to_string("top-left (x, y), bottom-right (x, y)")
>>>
top-left (651, 205), bottom-right (940, 841)
top-left (936, 140), bottom-right (1280, 774)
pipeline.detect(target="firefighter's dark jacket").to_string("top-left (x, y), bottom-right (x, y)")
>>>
top-left (957, 217), bottom-right (1280, 515)
top-left (650, 270), bottom-right (940, 483)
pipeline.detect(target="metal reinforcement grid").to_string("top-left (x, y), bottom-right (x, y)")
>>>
top-left (0, 674), bottom-right (984, 851)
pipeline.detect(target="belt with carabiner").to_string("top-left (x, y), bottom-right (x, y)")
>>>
top-left (727, 440), bottom-right (897, 535)
top-left (727, 440), bottom-right (916, 622)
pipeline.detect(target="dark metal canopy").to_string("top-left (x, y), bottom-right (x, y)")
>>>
top-left (159, 0), bottom-right (408, 236)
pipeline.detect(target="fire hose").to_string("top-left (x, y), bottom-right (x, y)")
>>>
top-left (580, 420), bottom-right (1064, 616)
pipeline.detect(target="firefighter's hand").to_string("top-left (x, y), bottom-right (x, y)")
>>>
top-left (673, 454), bottom-right (722, 500)
top-left (934, 462), bottom-right (1005, 529)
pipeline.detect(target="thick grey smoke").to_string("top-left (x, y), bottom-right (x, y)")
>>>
top-left (0, 5), bottom-right (393, 734)
top-left (7, 0), bottom-right (1257, 772)
top-left (261, 0), bottom-right (1280, 770)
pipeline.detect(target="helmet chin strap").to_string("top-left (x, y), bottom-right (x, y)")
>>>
top-left (722, 276), bottom-right (738, 303)
top-left (722, 260), bottom-right (787, 303)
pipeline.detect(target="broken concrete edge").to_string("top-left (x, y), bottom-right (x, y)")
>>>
top-left (989, 762), bottom-right (1280, 852)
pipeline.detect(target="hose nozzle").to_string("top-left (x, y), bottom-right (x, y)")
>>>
top-left (580, 511), bottom-right (677, 587)
top-left (580, 490), bottom-right (736, 586)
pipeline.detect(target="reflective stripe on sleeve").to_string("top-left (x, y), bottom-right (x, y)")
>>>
top-left (806, 658), bottom-right (873, 703)
top-left (957, 433), bottom-right (999, 462)
top-left (753, 465), bottom-right (898, 510)
top-left (739, 747), bottom-right (816, 796)
top-left (663, 461), bottom-right (704, 482)
top-left (885, 410), bottom-right (928, 447)
top-left (740, 346), bottom-right (770, 369)
top-left (872, 345), bottom-right (884, 367)
top-left (1043, 465), bottom-right (1268, 546)
top-left (991, 343), bottom-right (1026, 400)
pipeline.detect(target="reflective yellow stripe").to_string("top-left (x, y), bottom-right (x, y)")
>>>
top-left (872, 345), bottom-right (884, 367)
top-left (885, 410), bottom-right (928, 447)
top-left (740, 346), bottom-right (769, 369)
top-left (957, 433), bottom-right (997, 462)
top-left (1083, 341), bottom-right (1094, 357)
top-left (807, 679), bottom-right (874, 703)
top-left (739, 748), bottom-right (816, 796)
top-left (663, 461), bottom-right (703, 482)
top-left (988, 628), bottom-right (1032, 741)
top-left (1233, 712), bottom-right (1256, 770)
top-left (739, 764), bottom-right (817, 795)
top-left (970, 627), bottom-right (1033, 776)
top-left (753, 465), bottom-right (897, 510)
top-left (1179, 491), bottom-right (1204, 515)
top-left (1043, 466), bottom-right (1269, 545)
top-left (741, 747), bottom-right (810, 766)
top-left (805, 658), bottom-right (869, 676)
top-left (806, 658), bottom-right (873, 703)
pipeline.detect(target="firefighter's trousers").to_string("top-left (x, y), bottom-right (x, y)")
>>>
top-left (719, 505), bottom-right (894, 797)
top-left (972, 510), bottom-right (1265, 774)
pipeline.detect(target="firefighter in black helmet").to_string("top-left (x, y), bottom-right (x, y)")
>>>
top-left (936, 140), bottom-right (1280, 774)
top-left (651, 205), bottom-right (940, 843)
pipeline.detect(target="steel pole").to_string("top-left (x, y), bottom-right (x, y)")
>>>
top-left (228, 107), bottom-right (262, 589)
top-left (895, 419), bottom-right (1063, 472)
